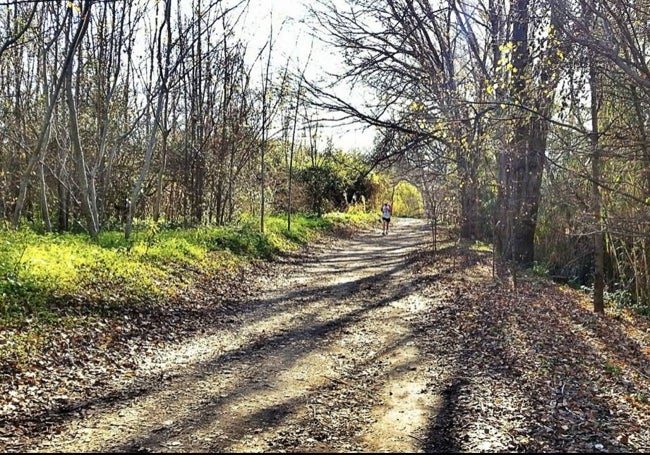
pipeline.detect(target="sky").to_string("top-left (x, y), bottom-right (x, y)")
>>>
top-left (135, 0), bottom-right (376, 152)
top-left (240, 0), bottom-right (377, 153)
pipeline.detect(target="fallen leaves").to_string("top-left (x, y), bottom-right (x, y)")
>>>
top-left (411, 242), bottom-right (650, 452)
top-left (1, 228), bottom-right (649, 453)
top-left (0, 257), bottom-right (272, 452)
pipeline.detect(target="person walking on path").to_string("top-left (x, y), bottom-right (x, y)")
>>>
top-left (381, 202), bottom-right (392, 235)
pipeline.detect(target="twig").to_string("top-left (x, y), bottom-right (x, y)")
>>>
top-left (407, 433), bottom-right (426, 443)
top-left (323, 375), bottom-right (353, 387)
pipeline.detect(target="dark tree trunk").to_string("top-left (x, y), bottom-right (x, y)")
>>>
top-left (495, 0), bottom-right (550, 266)
top-left (497, 117), bottom-right (547, 266)
top-left (457, 146), bottom-right (481, 240)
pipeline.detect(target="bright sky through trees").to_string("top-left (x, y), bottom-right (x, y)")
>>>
top-left (241, 0), bottom-right (377, 153)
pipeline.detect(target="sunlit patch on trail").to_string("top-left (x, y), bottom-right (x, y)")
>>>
top-left (30, 218), bottom-right (437, 453)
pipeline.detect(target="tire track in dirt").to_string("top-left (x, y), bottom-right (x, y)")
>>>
top-left (31, 218), bottom-right (442, 453)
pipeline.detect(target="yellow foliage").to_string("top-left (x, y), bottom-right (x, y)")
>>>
top-left (392, 181), bottom-right (424, 217)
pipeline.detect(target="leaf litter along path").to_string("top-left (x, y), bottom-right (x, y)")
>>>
top-left (10, 218), bottom-right (650, 453)
top-left (27, 218), bottom-right (438, 453)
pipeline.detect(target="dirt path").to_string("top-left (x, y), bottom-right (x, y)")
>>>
top-left (14, 217), bottom-right (650, 453)
top-left (31, 218), bottom-right (443, 453)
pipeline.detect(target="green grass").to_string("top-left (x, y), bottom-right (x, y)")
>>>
top-left (0, 212), bottom-right (371, 323)
top-left (469, 240), bottom-right (493, 252)
top-left (324, 210), bottom-right (376, 226)
top-left (0, 211), bottom-right (372, 372)
top-left (603, 362), bottom-right (623, 376)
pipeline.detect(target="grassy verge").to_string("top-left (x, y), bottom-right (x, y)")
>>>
top-left (0, 212), bottom-right (375, 371)
top-left (0, 212), bottom-right (374, 323)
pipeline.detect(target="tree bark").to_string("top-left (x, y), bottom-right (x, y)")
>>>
top-left (589, 47), bottom-right (605, 313)
top-left (12, 3), bottom-right (92, 228)
top-left (495, 0), bottom-right (552, 266)
top-left (125, 0), bottom-right (171, 239)
top-left (65, 39), bottom-right (99, 239)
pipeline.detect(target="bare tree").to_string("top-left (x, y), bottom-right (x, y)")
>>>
top-left (11, 1), bottom-right (94, 230)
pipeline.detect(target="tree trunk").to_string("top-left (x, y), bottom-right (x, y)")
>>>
top-left (153, 139), bottom-right (167, 223)
top-left (589, 50), bottom-right (605, 313)
top-left (38, 158), bottom-right (52, 232)
top-left (125, 94), bottom-right (165, 239)
top-left (495, 0), bottom-right (550, 266)
top-left (66, 46), bottom-right (99, 239)
top-left (260, 32), bottom-right (273, 234)
top-left (125, 0), bottom-right (171, 239)
top-left (287, 77), bottom-right (302, 232)
top-left (497, 117), bottom-right (547, 265)
top-left (458, 148), bottom-right (480, 240)
top-left (57, 177), bottom-right (69, 232)
top-left (12, 3), bottom-right (92, 227)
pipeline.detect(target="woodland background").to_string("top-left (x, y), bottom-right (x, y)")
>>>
top-left (1, 0), bottom-right (650, 318)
